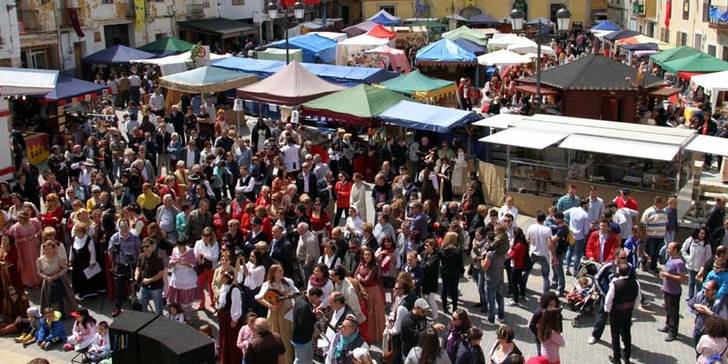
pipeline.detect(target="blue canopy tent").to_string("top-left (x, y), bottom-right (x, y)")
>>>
top-left (212, 57), bottom-right (398, 86)
top-left (591, 20), bottom-right (621, 31)
top-left (415, 38), bottom-right (477, 64)
top-left (82, 45), bottom-right (155, 64)
top-left (603, 29), bottom-right (640, 41)
top-left (212, 57), bottom-right (285, 78)
top-left (620, 43), bottom-right (659, 51)
top-left (453, 38), bottom-right (488, 55)
top-left (377, 100), bottom-right (483, 133)
top-left (368, 9), bottom-right (401, 26)
top-left (268, 34), bottom-right (337, 64)
top-left (37, 76), bottom-right (108, 102)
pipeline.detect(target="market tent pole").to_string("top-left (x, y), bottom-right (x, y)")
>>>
top-left (506, 145), bottom-right (511, 197)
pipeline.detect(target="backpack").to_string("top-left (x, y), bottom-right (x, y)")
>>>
top-left (707, 342), bottom-right (728, 364)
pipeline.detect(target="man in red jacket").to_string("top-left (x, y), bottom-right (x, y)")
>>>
top-left (586, 219), bottom-right (620, 263)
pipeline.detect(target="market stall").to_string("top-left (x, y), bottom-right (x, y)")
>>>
top-left (82, 45), bottom-right (155, 64)
top-left (130, 51), bottom-right (232, 76)
top-left (467, 14), bottom-right (501, 28)
top-left (367, 24), bottom-right (396, 39)
top-left (453, 39), bottom-right (488, 55)
top-left (138, 37), bottom-right (195, 56)
top-left (487, 33), bottom-right (536, 51)
top-left (363, 45), bottom-right (411, 71)
top-left (268, 33), bottom-right (338, 64)
top-left (307, 32), bottom-right (348, 42)
top-left (650, 46), bottom-right (702, 67)
top-left (661, 53), bottom-right (728, 75)
top-left (377, 69), bottom-right (457, 105)
top-left (335, 34), bottom-right (393, 65)
top-left (477, 49), bottom-right (532, 66)
top-left (256, 48), bottom-right (304, 63)
top-left (691, 70), bottom-right (728, 112)
top-left (477, 113), bottom-right (701, 216)
top-left (368, 9), bottom-right (401, 26)
top-left (342, 21), bottom-right (377, 38)
top-left (377, 100), bottom-right (482, 133)
top-left (236, 61), bottom-right (344, 105)
top-left (442, 26), bottom-right (488, 47)
top-left (415, 38), bottom-right (479, 85)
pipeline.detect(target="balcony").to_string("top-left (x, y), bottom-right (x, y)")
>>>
top-left (187, 3), bottom-right (205, 20)
top-left (709, 6), bottom-right (728, 31)
top-left (632, 2), bottom-right (645, 16)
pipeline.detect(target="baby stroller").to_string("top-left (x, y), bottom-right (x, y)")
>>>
top-left (567, 260), bottom-right (602, 327)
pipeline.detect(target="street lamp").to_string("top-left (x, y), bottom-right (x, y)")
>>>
top-left (267, 0), bottom-right (306, 64)
top-left (509, 8), bottom-right (524, 31)
top-left (556, 7), bottom-right (572, 32)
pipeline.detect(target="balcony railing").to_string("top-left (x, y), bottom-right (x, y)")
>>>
top-left (709, 6), bottom-right (728, 30)
top-left (632, 2), bottom-right (645, 16)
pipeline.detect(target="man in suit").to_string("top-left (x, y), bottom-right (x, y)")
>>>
top-left (270, 225), bottom-right (295, 276)
top-left (586, 219), bottom-right (621, 264)
top-left (604, 262), bottom-right (641, 364)
top-left (244, 218), bottom-right (268, 259)
top-left (319, 291), bottom-right (353, 349)
top-left (296, 162), bottom-right (318, 198)
top-left (182, 140), bottom-right (200, 167)
top-left (185, 199), bottom-right (212, 244)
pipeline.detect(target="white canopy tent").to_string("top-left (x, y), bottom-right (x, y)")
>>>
top-left (691, 70), bottom-right (728, 112)
top-left (477, 49), bottom-right (532, 66)
top-left (507, 43), bottom-right (555, 55)
top-left (131, 51), bottom-right (232, 75)
top-left (335, 34), bottom-right (393, 65)
top-left (487, 33), bottom-right (536, 51)
top-left (308, 32), bottom-right (348, 42)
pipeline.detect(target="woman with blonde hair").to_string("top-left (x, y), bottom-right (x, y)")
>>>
top-left (194, 226), bottom-right (219, 311)
top-left (36, 240), bottom-right (77, 315)
top-left (440, 231), bottom-right (464, 313)
top-left (255, 264), bottom-right (298, 364)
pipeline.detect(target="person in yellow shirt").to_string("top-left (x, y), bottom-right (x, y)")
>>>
top-left (86, 186), bottom-right (102, 211)
top-left (137, 182), bottom-right (161, 220)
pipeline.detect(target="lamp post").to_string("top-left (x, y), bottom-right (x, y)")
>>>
top-left (267, 0), bottom-right (306, 65)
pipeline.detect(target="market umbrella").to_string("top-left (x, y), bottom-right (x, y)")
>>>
top-left (159, 66), bottom-right (256, 93)
top-left (138, 37), bottom-right (195, 54)
top-left (236, 61), bottom-right (345, 105)
top-left (477, 49), bottom-right (532, 66)
top-left (301, 84), bottom-right (409, 125)
top-left (82, 45), bottom-right (155, 64)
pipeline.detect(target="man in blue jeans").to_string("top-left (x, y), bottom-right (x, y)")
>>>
top-left (564, 198), bottom-right (592, 276)
top-left (482, 225), bottom-right (507, 324)
top-left (526, 212), bottom-right (554, 295)
top-left (551, 212), bottom-right (569, 296)
top-left (134, 238), bottom-right (165, 315)
top-left (641, 196), bottom-right (668, 273)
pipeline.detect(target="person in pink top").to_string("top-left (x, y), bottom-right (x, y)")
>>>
top-left (237, 311), bottom-right (258, 359)
top-left (697, 316), bottom-right (728, 364)
top-left (63, 308), bottom-right (96, 351)
top-left (9, 209), bottom-right (43, 288)
top-left (537, 307), bottom-right (565, 364)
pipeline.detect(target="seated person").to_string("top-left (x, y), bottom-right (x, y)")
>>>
top-left (36, 307), bottom-right (66, 350)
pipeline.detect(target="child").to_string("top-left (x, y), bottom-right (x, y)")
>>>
top-left (236, 311), bottom-right (257, 359)
top-left (199, 324), bottom-right (218, 358)
top-left (36, 307), bottom-right (66, 350)
top-left (566, 276), bottom-right (591, 303)
top-left (14, 306), bottom-right (41, 346)
top-left (64, 308), bottom-right (97, 351)
top-left (167, 303), bottom-right (185, 323)
top-left (87, 321), bottom-right (111, 363)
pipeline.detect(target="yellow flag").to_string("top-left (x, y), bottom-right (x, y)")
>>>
top-left (134, 0), bottom-right (145, 29)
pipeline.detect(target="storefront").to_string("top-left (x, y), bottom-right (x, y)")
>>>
top-left (476, 113), bottom-right (713, 216)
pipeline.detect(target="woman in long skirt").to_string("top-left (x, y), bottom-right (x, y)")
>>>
top-left (0, 234), bottom-right (23, 291)
top-left (216, 271), bottom-right (242, 364)
top-left (255, 264), bottom-right (298, 364)
top-left (69, 223), bottom-right (106, 300)
top-left (10, 210), bottom-right (43, 288)
top-left (166, 240), bottom-right (198, 318)
top-left (36, 240), bottom-right (77, 316)
top-left (355, 247), bottom-right (385, 343)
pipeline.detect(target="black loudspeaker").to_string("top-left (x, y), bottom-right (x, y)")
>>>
top-left (138, 315), bottom-right (215, 364)
top-left (109, 311), bottom-right (159, 364)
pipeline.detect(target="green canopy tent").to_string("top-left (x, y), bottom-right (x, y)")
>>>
top-left (378, 70), bottom-right (457, 103)
top-left (301, 84), bottom-right (409, 126)
top-left (649, 45), bottom-right (701, 66)
top-left (158, 66), bottom-right (257, 93)
top-left (138, 37), bottom-right (195, 54)
top-left (661, 53), bottom-right (728, 74)
top-left (442, 26), bottom-right (488, 46)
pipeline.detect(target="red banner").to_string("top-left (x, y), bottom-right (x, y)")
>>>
top-left (281, 0), bottom-right (319, 7)
top-left (665, 0), bottom-right (671, 28)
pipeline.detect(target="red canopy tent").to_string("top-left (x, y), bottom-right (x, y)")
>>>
top-left (677, 71), bottom-right (704, 81)
top-left (367, 24), bottom-right (396, 39)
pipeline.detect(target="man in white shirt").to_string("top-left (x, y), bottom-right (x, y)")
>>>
top-left (127, 72), bottom-right (142, 105)
top-left (318, 292), bottom-right (353, 350)
top-left (587, 185), bottom-right (604, 225)
top-left (612, 203), bottom-right (639, 243)
top-left (149, 88), bottom-right (165, 117)
top-left (296, 223), bottom-right (319, 278)
top-left (526, 212), bottom-right (554, 295)
top-left (281, 138), bottom-right (301, 173)
top-left (498, 195), bottom-right (519, 227)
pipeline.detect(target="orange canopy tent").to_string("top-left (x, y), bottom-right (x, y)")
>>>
top-left (367, 24), bottom-right (396, 39)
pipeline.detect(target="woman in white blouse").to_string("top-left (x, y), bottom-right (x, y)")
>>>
top-left (345, 207), bottom-right (364, 238)
top-left (216, 270), bottom-right (243, 364)
top-left (349, 172), bottom-right (367, 223)
top-left (194, 227), bottom-right (219, 312)
top-left (242, 250), bottom-right (266, 316)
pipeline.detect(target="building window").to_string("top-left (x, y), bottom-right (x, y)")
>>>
top-left (379, 5), bottom-right (395, 16)
top-left (708, 45), bottom-right (717, 56)
top-left (660, 28), bottom-right (670, 43)
top-left (703, 0), bottom-right (711, 22)
top-left (101, 0), bottom-right (112, 4)
top-left (723, 46), bottom-right (728, 61)
top-left (676, 31), bottom-right (688, 46)
top-left (231, 0), bottom-right (244, 5)
top-left (694, 34), bottom-right (702, 50)
top-left (683, 0), bottom-right (690, 20)
top-left (155, 33), bottom-right (167, 40)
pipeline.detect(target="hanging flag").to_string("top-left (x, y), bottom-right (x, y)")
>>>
top-left (134, 0), bottom-right (145, 29)
top-left (67, 8), bottom-right (84, 38)
top-left (665, 0), bottom-right (672, 28)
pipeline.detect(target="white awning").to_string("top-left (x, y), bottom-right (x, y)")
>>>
top-left (685, 135), bottom-right (728, 157)
top-left (0, 67), bottom-right (58, 95)
top-left (559, 134), bottom-right (681, 161)
top-left (479, 128), bottom-right (569, 150)
top-left (472, 114), bottom-right (525, 129)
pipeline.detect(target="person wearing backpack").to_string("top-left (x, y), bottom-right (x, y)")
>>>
top-left (697, 316), bottom-right (728, 364)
